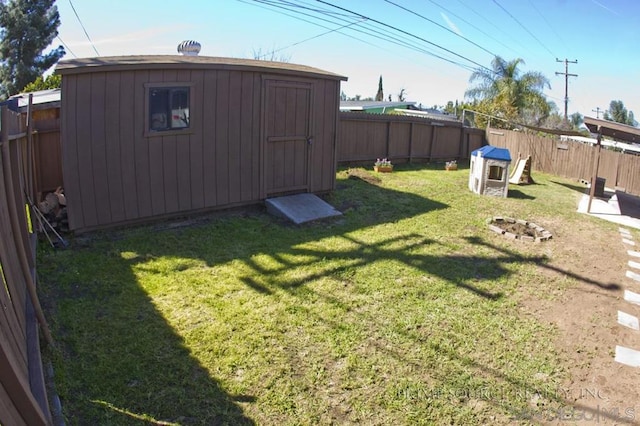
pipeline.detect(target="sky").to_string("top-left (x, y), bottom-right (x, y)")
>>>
top-left (50, 0), bottom-right (640, 122)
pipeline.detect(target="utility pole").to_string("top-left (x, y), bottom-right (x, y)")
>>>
top-left (592, 107), bottom-right (602, 119)
top-left (555, 58), bottom-right (578, 121)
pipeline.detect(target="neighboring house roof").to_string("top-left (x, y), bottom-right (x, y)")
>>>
top-left (340, 100), bottom-right (416, 111)
top-left (8, 88), bottom-right (61, 112)
top-left (561, 134), bottom-right (640, 155)
top-left (472, 145), bottom-right (512, 162)
top-left (56, 55), bottom-right (348, 81)
top-left (392, 108), bottom-right (460, 123)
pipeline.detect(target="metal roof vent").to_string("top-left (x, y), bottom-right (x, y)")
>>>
top-left (177, 40), bottom-right (201, 56)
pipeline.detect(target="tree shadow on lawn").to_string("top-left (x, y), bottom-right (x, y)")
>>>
top-left (239, 231), bottom-right (547, 301)
top-left (42, 251), bottom-right (256, 425)
top-left (550, 180), bottom-right (589, 195)
top-left (251, 235), bottom-right (626, 423)
top-left (465, 236), bottom-right (620, 291)
top-left (43, 174), bottom-right (453, 424)
top-left (47, 169), bottom-right (622, 424)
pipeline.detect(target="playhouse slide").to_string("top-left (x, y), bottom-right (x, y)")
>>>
top-left (509, 156), bottom-right (534, 184)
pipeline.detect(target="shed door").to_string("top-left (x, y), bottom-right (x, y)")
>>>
top-left (263, 80), bottom-right (313, 197)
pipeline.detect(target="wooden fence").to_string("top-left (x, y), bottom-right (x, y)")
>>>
top-left (30, 107), bottom-right (63, 195)
top-left (337, 112), bottom-right (485, 165)
top-left (0, 105), bottom-right (53, 425)
top-left (486, 127), bottom-right (640, 196)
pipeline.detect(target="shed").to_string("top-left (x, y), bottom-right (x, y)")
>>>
top-left (56, 55), bottom-right (347, 231)
top-left (468, 145), bottom-right (511, 197)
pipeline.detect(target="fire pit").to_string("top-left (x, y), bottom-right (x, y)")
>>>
top-left (488, 217), bottom-right (552, 242)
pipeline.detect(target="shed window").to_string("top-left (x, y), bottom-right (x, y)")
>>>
top-left (488, 165), bottom-right (504, 181)
top-left (148, 87), bottom-right (190, 132)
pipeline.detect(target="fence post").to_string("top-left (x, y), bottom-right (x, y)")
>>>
top-left (385, 121), bottom-right (390, 159)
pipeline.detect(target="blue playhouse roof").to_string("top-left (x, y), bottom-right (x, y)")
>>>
top-left (471, 145), bottom-right (511, 162)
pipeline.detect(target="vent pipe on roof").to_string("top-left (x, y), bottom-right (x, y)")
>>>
top-left (177, 40), bottom-right (201, 56)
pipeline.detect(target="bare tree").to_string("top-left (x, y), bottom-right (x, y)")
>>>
top-left (251, 47), bottom-right (291, 63)
top-left (397, 88), bottom-right (407, 102)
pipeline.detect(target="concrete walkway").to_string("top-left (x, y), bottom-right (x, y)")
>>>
top-left (577, 188), bottom-right (640, 231)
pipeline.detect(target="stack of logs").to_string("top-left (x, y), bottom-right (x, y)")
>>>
top-left (37, 187), bottom-right (68, 232)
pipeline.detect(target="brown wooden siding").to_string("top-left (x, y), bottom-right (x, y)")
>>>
top-left (60, 64), bottom-right (342, 231)
top-left (29, 109), bottom-right (62, 195)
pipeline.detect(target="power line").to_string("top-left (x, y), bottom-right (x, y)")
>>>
top-left (526, 0), bottom-right (568, 53)
top-left (454, 0), bottom-right (529, 56)
top-left (255, 19), bottom-right (367, 60)
top-left (68, 0), bottom-right (99, 56)
top-left (555, 58), bottom-right (578, 120)
top-left (244, 0), bottom-right (479, 71)
top-left (258, 0), bottom-right (475, 67)
top-left (57, 35), bottom-right (77, 59)
top-left (243, 0), bottom-right (447, 63)
top-left (314, 0), bottom-right (492, 72)
top-left (383, 0), bottom-right (498, 58)
top-left (425, 0), bottom-right (520, 57)
top-left (492, 0), bottom-right (556, 58)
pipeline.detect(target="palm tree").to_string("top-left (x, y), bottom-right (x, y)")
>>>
top-left (465, 56), bottom-right (552, 126)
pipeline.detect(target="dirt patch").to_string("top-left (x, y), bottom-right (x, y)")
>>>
top-left (345, 168), bottom-right (382, 185)
top-left (512, 215), bottom-right (639, 424)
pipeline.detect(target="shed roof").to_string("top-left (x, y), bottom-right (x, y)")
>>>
top-left (56, 55), bottom-right (348, 81)
top-left (471, 145), bottom-right (511, 162)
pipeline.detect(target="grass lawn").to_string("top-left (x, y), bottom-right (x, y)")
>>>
top-left (38, 163), bottom-right (604, 425)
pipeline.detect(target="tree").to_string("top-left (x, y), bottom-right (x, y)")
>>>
top-left (251, 47), bottom-right (291, 63)
top-left (0, 0), bottom-right (64, 98)
top-left (375, 75), bottom-right (383, 101)
top-left (465, 56), bottom-right (552, 127)
top-left (21, 72), bottom-right (60, 92)
top-left (603, 100), bottom-right (637, 126)
top-left (397, 88), bottom-right (407, 102)
top-left (569, 112), bottom-right (584, 130)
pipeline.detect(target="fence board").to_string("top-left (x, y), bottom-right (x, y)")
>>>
top-left (487, 127), bottom-right (640, 196)
top-left (0, 106), bottom-right (52, 425)
top-left (338, 112), bottom-right (474, 165)
top-left (0, 381), bottom-right (27, 426)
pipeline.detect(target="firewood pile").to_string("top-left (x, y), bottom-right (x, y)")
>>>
top-left (35, 187), bottom-right (69, 244)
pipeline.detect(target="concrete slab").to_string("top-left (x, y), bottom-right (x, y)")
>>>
top-left (629, 250), bottom-right (640, 258)
top-left (578, 192), bottom-right (640, 231)
top-left (626, 270), bottom-right (640, 282)
top-left (623, 238), bottom-right (636, 246)
top-left (618, 311), bottom-right (640, 330)
top-left (625, 290), bottom-right (640, 305)
top-left (629, 260), bottom-right (640, 270)
top-left (265, 193), bottom-right (342, 225)
top-left (615, 345), bottom-right (640, 367)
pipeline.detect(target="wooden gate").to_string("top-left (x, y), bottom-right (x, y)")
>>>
top-left (262, 79), bottom-right (313, 197)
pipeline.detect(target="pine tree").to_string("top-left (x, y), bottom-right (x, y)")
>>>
top-left (0, 0), bottom-right (64, 98)
top-left (375, 75), bottom-right (384, 101)
top-left (603, 100), bottom-right (637, 126)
